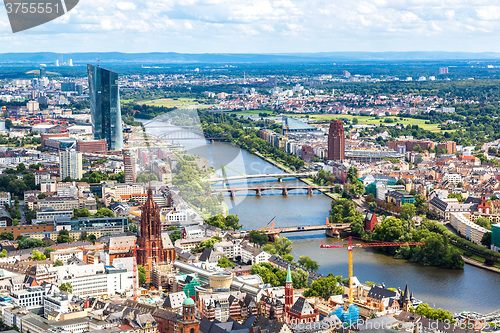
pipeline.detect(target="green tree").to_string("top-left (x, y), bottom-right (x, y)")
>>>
top-left (0, 249), bottom-right (7, 258)
top-left (273, 237), bottom-right (292, 256)
top-left (79, 232), bottom-right (88, 241)
top-left (217, 256), bottom-right (234, 268)
top-left (297, 256), bottom-right (319, 271)
top-left (59, 282), bottom-right (73, 293)
top-left (53, 259), bottom-right (64, 267)
top-left (191, 236), bottom-right (222, 254)
top-left (88, 234), bottom-right (97, 242)
top-left (169, 231), bottom-right (182, 243)
top-left (43, 248), bottom-right (55, 258)
top-left (37, 193), bottom-right (47, 199)
top-left (31, 249), bottom-right (46, 261)
top-left (57, 229), bottom-right (72, 243)
top-left (303, 274), bottom-right (343, 299)
top-left (93, 208), bottom-right (114, 218)
top-left (282, 254), bottom-right (294, 262)
top-left (249, 230), bottom-right (269, 246)
top-left (347, 166), bottom-right (359, 183)
top-left (137, 265), bottom-right (146, 285)
top-left (448, 193), bottom-right (464, 202)
top-left (16, 163), bottom-right (26, 173)
top-left (291, 268), bottom-right (309, 289)
top-left (0, 232), bottom-right (13, 240)
top-left (400, 203), bottom-right (416, 221)
top-left (481, 232), bottom-right (492, 247)
top-left (73, 208), bottom-right (91, 218)
top-left (474, 217), bottom-right (491, 230)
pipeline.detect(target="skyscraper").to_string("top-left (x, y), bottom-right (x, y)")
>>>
top-left (59, 149), bottom-right (83, 180)
top-left (137, 188), bottom-right (176, 283)
top-left (123, 149), bottom-right (136, 183)
top-left (328, 120), bottom-right (345, 161)
top-left (87, 64), bottom-right (124, 151)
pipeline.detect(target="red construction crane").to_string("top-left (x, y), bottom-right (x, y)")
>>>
top-left (78, 246), bottom-right (161, 301)
top-left (320, 236), bottom-right (425, 304)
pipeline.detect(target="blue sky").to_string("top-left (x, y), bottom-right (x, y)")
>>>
top-left (2, 0), bottom-right (500, 53)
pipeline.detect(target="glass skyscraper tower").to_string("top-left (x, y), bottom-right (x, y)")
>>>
top-left (87, 64), bottom-right (124, 151)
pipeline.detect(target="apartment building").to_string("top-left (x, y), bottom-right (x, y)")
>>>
top-left (449, 212), bottom-right (489, 245)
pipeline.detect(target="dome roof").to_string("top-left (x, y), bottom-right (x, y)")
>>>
top-left (183, 297), bottom-right (195, 306)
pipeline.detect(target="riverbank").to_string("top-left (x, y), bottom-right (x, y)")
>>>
top-left (461, 256), bottom-right (500, 274)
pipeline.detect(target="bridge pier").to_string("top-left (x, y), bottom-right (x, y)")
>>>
top-left (255, 188), bottom-right (261, 197)
top-left (326, 228), bottom-right (340, 238)
top-left (229, 190), bottom-right (235, 199)
top-left (268, 232), bottom-right (280, 241)
top-left (282, 188), bottom-right (288, 196)
top-left (330, 187), bottom-right (335, 193)
top-left (278, 178), bottom-right (282, 182)
top-left (307, 187), bottom-right (313, 195)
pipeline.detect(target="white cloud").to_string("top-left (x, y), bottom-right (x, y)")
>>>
top-left (2, 0), bottom-right (500, 52)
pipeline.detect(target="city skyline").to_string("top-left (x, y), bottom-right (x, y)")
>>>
top-left (2, 0), bottom-right (500, 53)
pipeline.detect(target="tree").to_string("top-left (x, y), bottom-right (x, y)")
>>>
top-left (0, 232), bottom-right (13, 240)
top-left (217, 256), bottom-right (234, 268)
top-left (481, 232), bottom-right (492, 247)
top-left (282, 254), bottom-right (294, 262)
top-left (395, 178), bottom-right (406, 186)
top-left (475, 217), bottom-right (491, 230)
top-left (291, 268), bottom-right (309, 289)
top-left (303, 274), bottom-right (343, 299)
top-left (93, 208), bottom-right (114, 218)
top-left (249, 230), bottom-right (269, 247)
top-left (16, 163), bottom-right (26, 173)
top-left (191, 236), bottom-right (222, 253)
top-left (413, 303), bottom-right (453, 322)
top-left (349, 182), bottom-right (365, 198)
top-left (73, 209), bottom-right (91, 218)
top-left (448, 193), bottom-right (464, 202)
top-left (347, 166), bottom-right (359, 183)
top-left (273, 237), bottom-right (292, 256)
top-left (400, 203), bottom-right (416, 221)
top-left (298, 256), bottom-right (319, 271)
top-left (88, 234), bottom-right (97, 242)
top-left (53, 259), bottom-right (63, 267)
top-left (79, 232), bottom-right (88, 241)
top-left (263, 244), bottom-right (277, 254)
top-left (12, 218), bottom-right (18, 226)
top-left (57, 229), bottom-right (72, 243)
top-left (205, 214), bottom-right (242, 231)
top-left (169, 231), bottom-right (182, 243)
top-left (137, 265), bottom-right (146, 285)
top-left (43, 248), bottom-right (55, 258)
top-left (59, 282), bottom-right (73, 293)
top-left (31, 249), bottom-right (46, 261)
top-left (0, 249), bottom-right (7, 258)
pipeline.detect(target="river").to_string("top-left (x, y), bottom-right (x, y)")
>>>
top-left (141, 118), bottom-right (500, 314)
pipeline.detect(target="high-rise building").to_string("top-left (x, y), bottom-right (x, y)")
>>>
top-left (87, 64), bottom-right (124, 151)
top-left (137, 188), bottom-right (176, 283)
top-left (328, 120), bottom-right (345, 161)
top-left (439, 67), bottom-right (449, 75)
top-left (59, 149), bottom-right (83, 180)
top-left (123, 149), bottom-right (136, 183)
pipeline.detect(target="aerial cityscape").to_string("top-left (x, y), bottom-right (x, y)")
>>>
top-left (0, 1), bottom-right (499, 333)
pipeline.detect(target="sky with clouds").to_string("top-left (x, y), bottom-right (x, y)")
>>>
top-left (2, 0), bottom-right (500, 53)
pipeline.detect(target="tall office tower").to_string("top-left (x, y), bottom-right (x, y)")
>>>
top-left (68, 59), bottom-right (73, 66)
top-left (137, 188), bottom-right (176, 283)
top-left (123, 149), bottom-right (136, 183)
top-left (87, 64), bottom-right (124, 151)
top-left (439, 67), bottom-right (449, 75)
top-left (328, 120), bottom-right (345, 161)
top-left (59, 150), bottom-right (83, 180)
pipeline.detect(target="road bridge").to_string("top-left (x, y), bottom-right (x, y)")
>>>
top-left (213, 185), bottom-right (335, 197)
top-left (230, 222), bottom-right (351, 240)
top-left (210, 172), bottom-right (316, 183)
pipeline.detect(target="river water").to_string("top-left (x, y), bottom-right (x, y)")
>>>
top-left (141, 118), bottom-right (500, 314)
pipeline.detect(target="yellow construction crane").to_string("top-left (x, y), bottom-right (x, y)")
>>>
top-left (261, 216), bottom-right (276, 231)
top-left (321, 236), bottom-right (424, 304)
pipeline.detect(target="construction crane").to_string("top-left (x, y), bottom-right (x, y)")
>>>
top-left (320, 236), bottom-right (424, 304)
top-left (77, 245), bottom-right (162, 301)
top-left (261, 216), bottom-right (276, 231)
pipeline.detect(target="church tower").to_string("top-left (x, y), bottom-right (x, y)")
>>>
top-left (137, 187), bottom-right (171, 283)
top-left (285, 265), bottom-right (293, 312)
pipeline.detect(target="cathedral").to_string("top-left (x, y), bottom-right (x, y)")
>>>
top-left (137, 187), bottom-right (176, 283)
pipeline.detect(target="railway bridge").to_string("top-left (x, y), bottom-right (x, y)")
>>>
top-left (213, 185), bottom-right (336, 198)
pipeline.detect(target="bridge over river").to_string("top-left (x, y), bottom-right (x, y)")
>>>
top-left (213, 185), bottom-right (335, 197)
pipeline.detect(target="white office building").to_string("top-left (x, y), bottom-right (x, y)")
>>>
top-left (59, 149), bottom-right (83, 180)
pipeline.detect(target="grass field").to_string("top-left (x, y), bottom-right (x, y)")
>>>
top-left (223, 110), bottom-right (448, 133)
top-left (139, 98), bottom-right (201, 108)
top-left (297, 114), bottom-right (443, 132)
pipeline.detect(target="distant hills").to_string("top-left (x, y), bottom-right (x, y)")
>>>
top-left (2, 51), bottom-right (500, 64)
